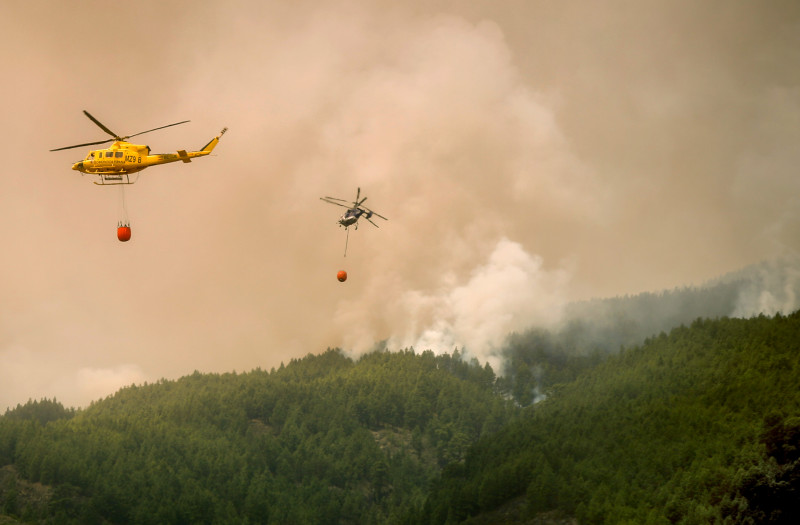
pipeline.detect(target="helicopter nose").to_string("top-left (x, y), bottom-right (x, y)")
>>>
top-left (72, 162), bottom-right (83, 171)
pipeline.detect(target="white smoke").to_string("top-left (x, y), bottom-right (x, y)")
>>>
top-left (7, 1), bottom-right (800, 412)
top-left (0, 343), bottom-right (146, 411)
top-left (732, 255), bottom-right (800, 317)
top-left (386, 238), bottom-right (570, 365)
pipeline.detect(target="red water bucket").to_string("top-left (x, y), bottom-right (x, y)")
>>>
top-left (117, 226), bottom-right (131, 242)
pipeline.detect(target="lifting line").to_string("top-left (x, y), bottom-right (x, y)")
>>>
top-left (118, 185), bottom-right (130, 227)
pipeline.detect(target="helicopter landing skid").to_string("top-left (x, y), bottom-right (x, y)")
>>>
top-left (92, 173), bottom-right (139, 185)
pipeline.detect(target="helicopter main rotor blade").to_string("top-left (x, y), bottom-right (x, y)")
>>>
top-left (52, 112), bottom-right (192, 152)
top-left (367, 217), bottom-right (380, 228)
top-left (320, 197), bottom-right (351, 209)
top-left (124, 120), bottom-right (190, 140)
top-left (83, 110), bottom-right (121, 139)
top-left (50, 138), bottom-right (115, 152)
top-left (322, 196), bottom-right (350, 203)
top-left (364, 207), bottom-right (387, 220)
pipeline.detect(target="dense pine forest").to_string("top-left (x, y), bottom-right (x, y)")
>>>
top-left (418, 313), bottom-right (800, 524)
top-left (1, 274), bottom-right (799, 524)
top-left (1, 349), bottom-right (513, 524)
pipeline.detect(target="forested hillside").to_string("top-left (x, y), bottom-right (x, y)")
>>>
top-left (498, 259), bottom-right (799, 409)
top-left (497, 281), bottom-right (751, 410)
top-left (418, 312), bottom-right (800, 524)
top-left (508, 257), bottom-right (799, 362)
top-left (0, 349), bottom-right (513, 524)
top-left (1, 308), bottom-right (798, 523)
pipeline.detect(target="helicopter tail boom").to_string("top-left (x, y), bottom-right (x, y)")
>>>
top-left (137, 127), bottom-right (228, 167)
top-left (201, 127), bottom-right (228, 153)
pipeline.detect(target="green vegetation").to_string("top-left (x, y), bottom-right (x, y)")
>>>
top-left (1, 309), bottom-right (799, 524)
top-left (417, 313), bottom-right (800, 524)
top-left (0, 349), bottom-right (512, 524)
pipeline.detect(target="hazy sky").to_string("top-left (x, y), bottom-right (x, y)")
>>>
top-left (2, 0), bottom-right (799, 410)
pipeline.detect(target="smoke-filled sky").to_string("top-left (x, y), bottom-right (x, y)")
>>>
top-left (2, 0), bottom-right (799, 410)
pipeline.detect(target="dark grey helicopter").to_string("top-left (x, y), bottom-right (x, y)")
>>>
top-left (320, 187), bottom-right (387, 230)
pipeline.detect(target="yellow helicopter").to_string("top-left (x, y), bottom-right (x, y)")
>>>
top-left (51, 110), bottom-right (227, 185)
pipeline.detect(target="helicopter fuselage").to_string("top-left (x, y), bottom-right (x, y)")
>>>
top-left (73, 142), bottom-right (152, 175)
top-left (338, 208), bottom-right (373, 228)
top-left (71, 129), bottom-right (226, 185)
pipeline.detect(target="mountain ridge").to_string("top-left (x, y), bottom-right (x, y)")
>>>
top-left (2, 259), bottom-right (799, 523)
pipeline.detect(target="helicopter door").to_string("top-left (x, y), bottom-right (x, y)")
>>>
top-left (104, 150), bottom-right (123, 168)
top-left (101, 150), bottom-right (114, 166)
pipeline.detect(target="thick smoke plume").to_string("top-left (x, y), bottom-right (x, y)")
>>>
top-left (2, 1), bottom-right (800, 410)
top-left (383, 238), bottom-right (570, 366)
